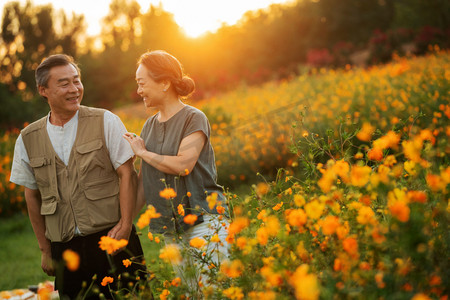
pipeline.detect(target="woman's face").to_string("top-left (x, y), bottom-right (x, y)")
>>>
top-left (135, 64), bottom-right (166, 108)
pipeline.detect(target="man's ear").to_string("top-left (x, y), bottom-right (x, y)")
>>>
top-left (38, 85), bottom-right (47, 98)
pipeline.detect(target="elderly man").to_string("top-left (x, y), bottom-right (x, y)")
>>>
top-left (10, 54), bottom-right (146, 299)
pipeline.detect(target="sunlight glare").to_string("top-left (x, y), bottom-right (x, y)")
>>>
top-left (138, 0), bottom-right (292, 38)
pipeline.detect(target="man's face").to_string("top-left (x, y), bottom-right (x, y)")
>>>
top-left (39, 64), bottom-right (83, 116)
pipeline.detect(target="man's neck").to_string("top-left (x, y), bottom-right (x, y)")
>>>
top-left (49, 110), bottom-right (78, 127)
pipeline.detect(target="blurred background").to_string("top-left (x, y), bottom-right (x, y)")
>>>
top-left (1, 0), bottom-right (449, 129)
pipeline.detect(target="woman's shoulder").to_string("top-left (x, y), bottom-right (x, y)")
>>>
top-left (183, 105), bottom-right (207, 119)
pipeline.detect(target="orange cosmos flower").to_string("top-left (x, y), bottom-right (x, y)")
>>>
top-left (357, 123), bottom-right (375, 141)
top-left (159, 244), bottom-right (182, 264)
top-left (147, 232), bottom-right (154, 241)
top-left (272, 202), bottom-right (283, 211)
top-left (373, 131), bottom-right (401, 150)
top-left (98, 236), bottom-right (128, 255)
top-left (160, 289), bottom-right (170, 300)
top-left (285, 209), bottom-right (307, 227)
top-left (62, 249), bottom-right (80, 271)
top-left (356, 206), bottom-right (376, 225)
top-left (367, 147), bottom-right (383, 161)
top-left (227, 217), bottom-right (250, 235)
top-left (342, 237), bottom-right (358, 257)
top-left (322, 215), bottom-right (340, 235)
top-left (187, 191), bottom-right (192, 197)
top-left (216, 205), bottom-right (225, 214)
top-left (375, 272), bottom-right (385, 288)
top-left (256, 182), bottom-right (270, 197)
top-left (136, 205), bottom-right (161, 229)
top-left (190, 237), bottom-right (207, 249)
top-left (426, 174), bottom-right (445, 192)
top-left (220, 260), bottom-right (244, 278)
top-left (256, 227), bottom-right (269, 245)
top-left (122, 259), bottom-right (132, 268)
top-left (184, 214), bottom-right (198, 225)
top-left (171, 277), bottom-right (181, 287)
top-left (407, 190), bottom-right (427, 203)
top-left (101, 276), bottom-right (114, 286)
top-left (177, 204), bottom-right (185, 216)
top-left (159, 188), bottom-right (177, 200)
top-left (389, 201), bottom-right (410, 222)
top-left (236, 237), bottom-right (247, 250)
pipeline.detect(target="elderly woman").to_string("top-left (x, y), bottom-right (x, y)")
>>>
top-left (123, 50), bottom-right (229, 294)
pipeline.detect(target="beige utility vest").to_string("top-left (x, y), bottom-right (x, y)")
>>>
top-left (22, 106), bottom-right (120, 242)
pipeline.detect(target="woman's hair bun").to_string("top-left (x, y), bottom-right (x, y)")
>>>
top-left (174, 76), bottom-right (195, 97)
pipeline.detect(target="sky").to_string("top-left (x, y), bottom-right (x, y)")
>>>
top-left (1, 0), bottom-right (293, 37)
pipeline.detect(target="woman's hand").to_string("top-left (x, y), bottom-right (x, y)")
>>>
top-left (123, 132), bottom-right (147, 157)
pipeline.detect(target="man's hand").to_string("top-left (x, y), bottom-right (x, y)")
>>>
top-left (107, 220), bottom-right (132, 255)
top-left (41, 250), bottom-right (54, 276)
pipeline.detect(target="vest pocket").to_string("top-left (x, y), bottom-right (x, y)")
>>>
top-left (84, 177), bottom-right (120, 227)
top-left (76, 139), bottom-right (110, 180)
top-left (40, 196), bottom-right (57, 215)
top-left (40, 196), bottom-right (63, 241)
top-left (29, 156), bottom-right (52, 194)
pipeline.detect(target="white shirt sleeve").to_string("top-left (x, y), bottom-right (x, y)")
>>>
top-left (103, 110), bottom-right (135, 169)
top-left (9, 134), bottom-right (38, 190)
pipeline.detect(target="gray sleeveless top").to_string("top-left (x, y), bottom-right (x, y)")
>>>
top-left (140, 105), bottom-right (225, 233)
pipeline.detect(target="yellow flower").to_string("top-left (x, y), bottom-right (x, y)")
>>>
top-left (256, 227), bottom-right (269, 245)
top-left (222, 286), bottom-right (244, 300)
top-left (211, 234), bottom-right (221, 243)
top-left (305, 199), bottom-right (325, 220)
top-left (207, 192), bottom-right (218, 210)
top-left (101, 276), bottom-right (114, 286)
top-left (294, 194), bottom-right (306, 207)
top-left (159, 188), bottom-right (177, 200)
top-left (159, 244), bottom-right (182, 265)
top-left (289, 264), bottom-right (320, 300)
top-left (190, 237), bottom-right (207, 249)
top-left (98, 236), bottom-right (128, 255)
top-left (62, 249), bottom-right (80, 271)
top-left (350, 165), bottom-right (372, 187)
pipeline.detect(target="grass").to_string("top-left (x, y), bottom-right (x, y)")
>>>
top-left (0, 213), bottom-right (52, 290)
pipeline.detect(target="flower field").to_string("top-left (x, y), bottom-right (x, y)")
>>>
top-left (1, 50), bottom-right (449, 299)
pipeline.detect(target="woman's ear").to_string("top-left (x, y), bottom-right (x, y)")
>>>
top-left (162, 80), bottom-right (171, 92)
